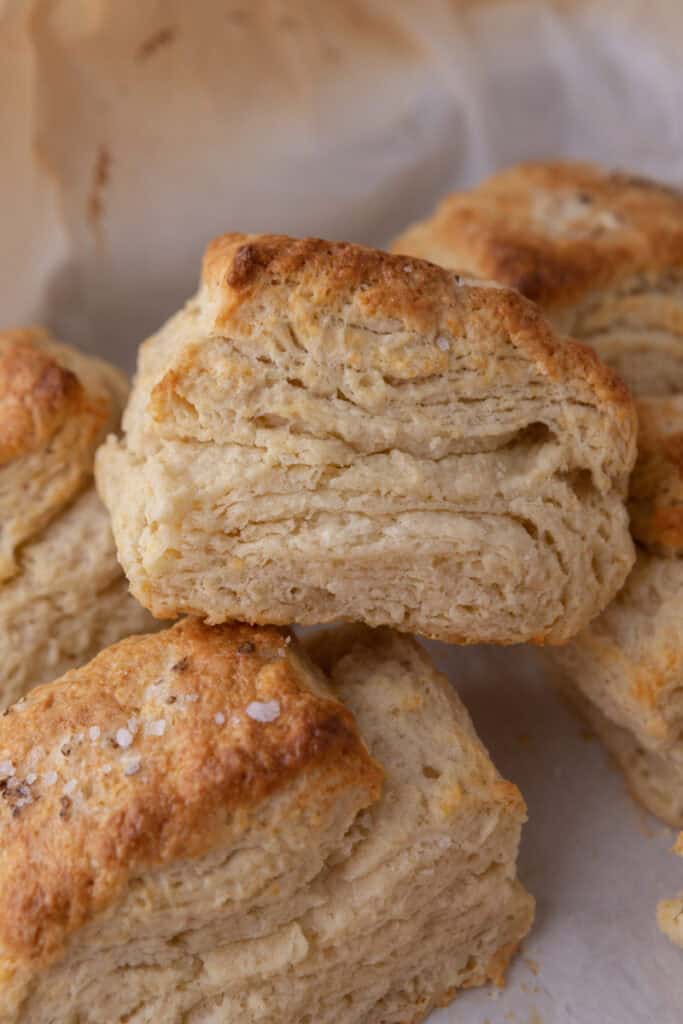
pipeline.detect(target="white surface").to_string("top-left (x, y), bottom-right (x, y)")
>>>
top-left (1, 1), bottom-right (683, 1020)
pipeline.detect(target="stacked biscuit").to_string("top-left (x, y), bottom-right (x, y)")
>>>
top-left (0, 217), bottom-right (642, 1020)
top-left (394, 161), bottom-right (683, 945)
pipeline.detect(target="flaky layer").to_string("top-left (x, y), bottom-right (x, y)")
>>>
top-left (97, 234), bottom-right (636, 644)
top-left (392, 162), bottom-right (683, 395)
top-left (3, 626), bottom-right (532, 1023)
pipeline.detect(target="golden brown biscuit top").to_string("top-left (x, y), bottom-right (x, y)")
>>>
top-left (198, 231), bottom-right (632, 411)
top-left (392, 162), bottom-right (683, 310)
top-left (0, 619), bottom-right (381, 971)
top-left (629, 395), bottom-right (683, 554)
top-left (0, 327), bottom-right (114, 467)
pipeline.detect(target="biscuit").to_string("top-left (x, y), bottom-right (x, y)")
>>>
top-left (0, 327), bottom-right (156, 707)
top-left (0, 620), bottom-right (533, 1023)
top-left (96, 233), bottom-right (637, 644)
top-left (545, 388), bottom-right (683, 826)
top-left (392, 162), bottom-right (683, 395)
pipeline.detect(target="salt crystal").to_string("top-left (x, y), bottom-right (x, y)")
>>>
top-left (101, 764), bottom-right (112, 775)
top-left (75, 732), bottom-right (84, 743)
top-left (145, 719), bottom-right (166, 737)
top-left (43, 771), bottom-right (58, 786)
top-left (246, 700), bottom-right (280, 723)
top-left (185, 694), bottom-right (199, 703)
top-left (116, 728), bottom-right (133, 749)
top-left (89, 726), bottom-right (101, 742)
top-left (63, 779), bottom-right (78, 797)
top-left (0, 760), bottom-right (14, 777)
top-left (436, 335), bottom-right (450, 352)
top-left (123, 755), bottom-right (141, 776)
top-left (214, 712), bottom-right (225, 726)
top-left (128, 717), bottom-right (139, 735)
top-left (26, 773), bottom-right (37, 785)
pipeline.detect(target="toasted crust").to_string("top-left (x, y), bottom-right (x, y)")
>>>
top-left (629, 396), bottom-right (683, 554)
top-left (392, 162), bottom-right (683, 310)
top-left (196, 232), bottom-right (632, 411)
top-left (0, 619), bottom-right (382, 971)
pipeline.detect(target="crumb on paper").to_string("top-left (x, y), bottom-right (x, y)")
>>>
top-left (523, 957), bottom-right (539, 976)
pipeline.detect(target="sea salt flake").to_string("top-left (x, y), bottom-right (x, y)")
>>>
top-left (436, 335), bottom-right (450, 352)
top-left (123, 755), bottom-right (141, 776)
top-left (101, 764), bottom-right (112, 775)
top-left (0, 760), bottom-right (14, 778)
top-left (128, 717), bottom-right (139, 735)
top-left (246, 700), bottom-right (280, 723)
top-left (116, 728), bottom-right (133, 749)
top-left (26, 773), bottom-right (37, 785)
top-left (43, 771), bottom-right (58, 786)
top-left (89, 726), bottom-right (101, 742)
top-left (214, 712), bottom-right (225, 725)
top-left (63, 779), bottom-right (78, 797)
top-left (145, 719), bottom-right (166, 737)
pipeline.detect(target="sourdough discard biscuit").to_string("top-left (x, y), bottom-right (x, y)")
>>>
top-left (546, 391), bottom-right (683, 827)
top-left (392, 162), bottom-right (683, 395)
top-left (0, 327), bottom-right (155, 707)
top-left (0, 620), bottom-right (533, 1023)
top-left (97, 233), bottom-right (637, 644)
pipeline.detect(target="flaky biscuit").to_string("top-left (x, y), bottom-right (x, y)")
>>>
top-left (0, 621), bottom-right (532, 1022)
top-left (393, 162), bottom-right (683, 395)
top-left (97, 233), bottom-right (637, 644)
top-left (0, 327), bottom-right (155, 707)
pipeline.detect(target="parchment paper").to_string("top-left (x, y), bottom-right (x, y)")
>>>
top-left (2, 2), bottom-right (683, 1020)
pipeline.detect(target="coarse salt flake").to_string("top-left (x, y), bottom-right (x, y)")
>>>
top-left (145, 719), bottom-right (166, 737)
top-left (0, 760), bottom-right (14, 777)
top-left (43, 771), bottom-right (58, 786)
top-left (116, 728), bottom-right (133, 749)
top-left (89, 726), bottom-right (101, 742)
top-left (26, 773), bottom-right (37, 785)
top-left (128, 717), bottom-right (139, 734)
top-left (63, 779), bottom-right (78, 797)
top-left (436, 335), bottom-right (449, 352)
top-left (246, 700), bottom-right (280, 723)
top-left (123, 755), bottom-right (141, 776)
top-left (101, 764), bottom-right (112, 775)
top-left (214, 712), bottom-right (225, 725)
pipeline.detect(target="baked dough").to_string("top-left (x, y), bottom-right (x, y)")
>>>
top-left (545, 389), bottom-right (683, 826)
top-left (392, 161), bottom-right (683, 395)
top-left (96, 233), bottom-right (637, 644)
top-left (629, 395), bottom-right (683, 555)
top-left (0, 619), bottom-right (533, 1023)
top-left (0, 327), bottom-right (155, 708)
